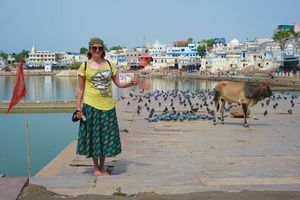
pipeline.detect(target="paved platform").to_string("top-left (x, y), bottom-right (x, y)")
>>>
top-left (0, 177), bottom-right (28, 200)
top-left (30, 90), bottom-right (300, 196)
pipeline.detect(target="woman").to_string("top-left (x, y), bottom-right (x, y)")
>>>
top-left (75, 38), bottom-right (137, 176)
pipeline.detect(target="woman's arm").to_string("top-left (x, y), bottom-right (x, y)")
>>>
top-left (112, 72), bottom-right (137, 88)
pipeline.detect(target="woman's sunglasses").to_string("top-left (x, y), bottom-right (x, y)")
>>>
top-left (91, 46), bottom-right (104, 51)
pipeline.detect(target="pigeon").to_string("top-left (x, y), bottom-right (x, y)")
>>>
top-left (149, 108), bottom-right (155, 118)
top-left (291, 100), bottom-right (295, 107)
top-left (163, 107), bottom-right (168, 112)
top-left (263, 110), bottom-right (268, 116)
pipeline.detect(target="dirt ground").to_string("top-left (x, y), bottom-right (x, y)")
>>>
top-left (18, 184), bottom-right (300, 200)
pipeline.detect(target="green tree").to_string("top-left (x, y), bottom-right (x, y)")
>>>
top-left (80, 47), bottom-right (88, 54)
top-left (197, 45), bottom-right (206, 58)
top-left (110, 45), bottom-right (123, 51)
top-left (206, 38), bottom-right (215, 46)
top-left (187, 37), bottom-right (193, 43)
top-left (13, 50), bottom-right (29, 62)
top-left (273, 29), bottom-right (298, 50)
top-left (66, 62), bottom-right (81, 70)
top-left (0, 51), bottom-right (8, 59)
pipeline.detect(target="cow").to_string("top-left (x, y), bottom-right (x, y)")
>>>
top-left (213, 81), bottom-right (272, 127)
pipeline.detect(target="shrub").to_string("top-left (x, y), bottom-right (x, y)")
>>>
top-left (67, 62), bottom-right (81, 70)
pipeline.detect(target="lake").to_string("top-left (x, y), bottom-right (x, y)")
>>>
top-left (0, 76), bottom-right (217, 101)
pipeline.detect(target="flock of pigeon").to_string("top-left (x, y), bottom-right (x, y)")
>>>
top-left (119, 89), bottom-right (298, 123)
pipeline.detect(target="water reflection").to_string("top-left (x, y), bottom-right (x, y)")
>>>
top-left (0, 76), bottom-right (218, 101)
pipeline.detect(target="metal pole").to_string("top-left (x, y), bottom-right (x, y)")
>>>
top-left (24, 99), bottom-right (31, 177)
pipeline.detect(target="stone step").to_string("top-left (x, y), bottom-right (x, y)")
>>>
top-left (0, 177), bottom-right (28, 200)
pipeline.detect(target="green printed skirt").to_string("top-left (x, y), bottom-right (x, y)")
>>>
top-left (76, 104), bottom-right (121, 158)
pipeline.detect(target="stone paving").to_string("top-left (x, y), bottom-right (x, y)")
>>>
top-left (0, 177), bottom-right (28, 200)
top-left (30, 90), bottom-right (300, 196)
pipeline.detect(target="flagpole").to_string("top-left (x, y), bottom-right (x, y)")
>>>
top-left (24, 99), bottom-right (31, 177)
top-left (6, 58), bottom-right (30, 177)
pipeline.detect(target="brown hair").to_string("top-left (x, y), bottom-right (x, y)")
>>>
top-left (87, 37), bottom-right (106, 59)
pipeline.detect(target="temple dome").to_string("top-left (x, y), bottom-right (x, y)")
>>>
top-left (286, 43), bottom-right (294, 49)
top-left (228, 38), bottom-right (240, 46)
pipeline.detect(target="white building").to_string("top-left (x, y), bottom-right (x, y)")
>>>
top-left (0, 57), bottom-right (6, 66)
top-left (149, 40), bottom-right (167, 55)
top-left (28, 44), bottom-right (56, 66)
top-left (203, 38), bottom-right (283, 73)
top-left (28, 43), bottom-right (91, 65)
top-left (152, 42), bottom-right (200, 69)
top-left (106, 50), bottom-right (127, 67)
top-left (62, 53), bottom-right (87, 64)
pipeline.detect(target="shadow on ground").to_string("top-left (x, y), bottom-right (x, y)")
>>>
top-left (18, 184), bottom-right (300, 200)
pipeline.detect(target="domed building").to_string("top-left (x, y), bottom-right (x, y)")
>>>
top-left (227, 38), bottom-right (240, 48)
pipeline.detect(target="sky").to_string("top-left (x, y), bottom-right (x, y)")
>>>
top-left (0, 0), bottom-right (299, 53)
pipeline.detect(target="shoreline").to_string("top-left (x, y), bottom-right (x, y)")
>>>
top-left (1, 70), bottom-right (300, 90)
top-left (0, 101), bottom-right (76, 114)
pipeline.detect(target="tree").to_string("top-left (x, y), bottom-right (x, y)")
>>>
top-left (206, 38), bottom-right (215, 46)
top-left (273, 29), bottom-right (298, 50)
top-left (197, 45), bottom-right (206, 58)
top-left (66, 62), bottom-right (81, 70)
top-left (13, 50), bottom-right (29, 62)
top-left (0, 51), bottom-right (8, 59)
top-left (187, 38), bottom-right (193, 43)
top-left (110, 45), bottom-right (123, 51)
top-left (80, 47), bottom-right (88, 54)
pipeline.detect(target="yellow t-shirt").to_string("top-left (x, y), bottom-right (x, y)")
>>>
top-left (78, 60), bottom-right (117, 110)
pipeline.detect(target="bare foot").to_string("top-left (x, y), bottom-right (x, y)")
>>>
top-left (100, 170), bottom-right (109, 176)
top-left (93, 170), bottom-right (109, 176)
top-left (93, 171), bottom-right (103, 176)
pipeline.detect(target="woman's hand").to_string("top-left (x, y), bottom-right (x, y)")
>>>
top-left (75, 108), bottom-right (83, 119)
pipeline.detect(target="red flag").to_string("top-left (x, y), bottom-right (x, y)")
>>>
top-left (7, 59), bottom-right (27, 113)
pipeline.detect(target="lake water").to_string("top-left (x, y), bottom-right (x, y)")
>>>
top-left (0, 76), bottom-right (217, 101)
top-left (0, 113), bottom-right (77, 176)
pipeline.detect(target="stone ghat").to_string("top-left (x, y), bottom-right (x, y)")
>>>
top-left (29, 88), bottom-right (300, 196)
top-left (0, 100), bottom-right (76, 114)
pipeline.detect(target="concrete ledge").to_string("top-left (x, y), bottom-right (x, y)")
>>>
top-left (0, 177), bottom-right (28, 200)
top-left (35, 140), bottom-right (77, 177)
